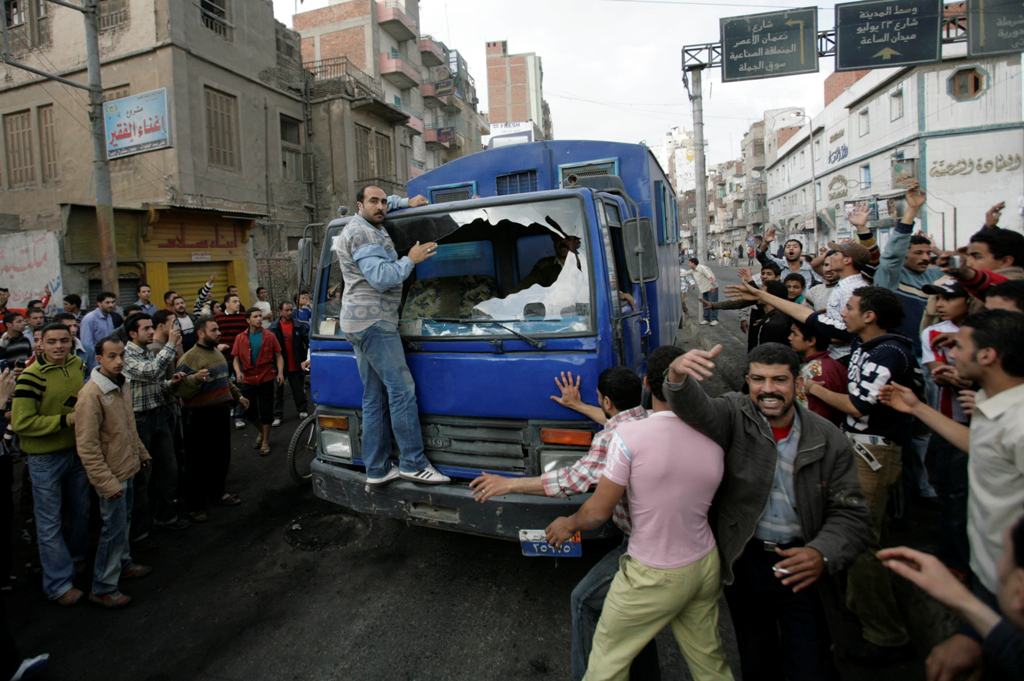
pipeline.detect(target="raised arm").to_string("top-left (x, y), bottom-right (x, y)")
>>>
top-left (664, 345), bottom-right (737, 446)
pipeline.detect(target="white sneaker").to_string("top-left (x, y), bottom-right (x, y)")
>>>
top-left (366, 465), bottom-right (400, 486)
top-left (298, 411), bottom-right (309, 419)
top-left (234, 419), bottom-right (245, 430)
top-left (710, 320), bottom-right (719, 326)
top-left (11, 654), bottom-right (49, 681)
top-left (400, 464), bottom-right (451, 485)
top-left (699, 320), bottom-right (709, 325)
top-left (272, 418), bottom-right (282, 427)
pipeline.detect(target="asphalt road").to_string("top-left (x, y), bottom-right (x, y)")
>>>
top-left (8, 266), bottom-right (954, 680)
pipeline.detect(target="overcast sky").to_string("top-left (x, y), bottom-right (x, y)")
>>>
top-left (273, 0), bottom-right (837, 164)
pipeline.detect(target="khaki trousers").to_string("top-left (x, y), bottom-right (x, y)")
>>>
top-left (584, 550), bottom-right (734, 681)
top-left (846, 441), bottom-right (909, 646)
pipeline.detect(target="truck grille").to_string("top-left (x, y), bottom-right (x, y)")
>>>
top-left (420, 417), bottom-right (529, 473)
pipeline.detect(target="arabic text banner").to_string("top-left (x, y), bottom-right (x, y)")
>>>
top-left (103, 88), bottom-right (172, 160)
top-left (0, 231), bottom-right (63, 310)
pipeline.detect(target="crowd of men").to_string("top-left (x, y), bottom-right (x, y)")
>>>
top-left (0, 279), bottom-right (313, 678)
top-left (326, 183), bottom-right (1023, 680)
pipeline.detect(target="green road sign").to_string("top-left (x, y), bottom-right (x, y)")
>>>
top-left (720, 8), bottom-right (819, 82)
top-left (969, 0), bottom-right (1024, 56)
top-left (835, 0), bottom-right (943, 71)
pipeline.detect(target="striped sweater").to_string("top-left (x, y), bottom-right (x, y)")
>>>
top-left (10, 355), bottom-right (86, 454)
top-left (174, 342), bottom-right (241, 409)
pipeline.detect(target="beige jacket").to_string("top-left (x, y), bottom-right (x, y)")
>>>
top-left (75, 369), bottom-right (151, 499)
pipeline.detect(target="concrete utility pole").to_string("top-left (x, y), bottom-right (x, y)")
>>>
top-left (1, 0), bottom-right (119, 296)
top-left (83, 0), bottom-right (118, 296)
top-left (685, 67), bottom-right (709, 261)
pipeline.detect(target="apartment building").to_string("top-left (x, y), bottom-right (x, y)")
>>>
top-left (485, 40), bottom-right (552, 140)
top-left (766, 48), bottom-right (1024, 250)
top-left (295, 0), bottom-right (487, 180)
top-left (0, 0), bottom-right (316, 305)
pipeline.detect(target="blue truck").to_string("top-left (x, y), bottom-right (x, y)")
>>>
top-left (304, 140), bottom-right (682, 538)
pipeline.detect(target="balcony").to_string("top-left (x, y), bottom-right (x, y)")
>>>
top-left (378, 53), bottom-right (420, 89)
top-left (746, 208), bottom-right (768, 224)
top-left (401, 106), bottom-right (424, 135)
top-left (420, 82), bottom-right (453, 109)
top-left (418, 36), bottom-right (446, 67)
top-left (425, 127), bottom-right (451, 149)
top-left (376, 1), bottom-right (417, 42)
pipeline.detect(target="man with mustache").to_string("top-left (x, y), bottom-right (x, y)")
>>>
top-left (665, 342), bottom-right (870, 680)
top-left (727, 282), bottom-right (922, 663)
top-left (333, 185), bottom-right (449, 486)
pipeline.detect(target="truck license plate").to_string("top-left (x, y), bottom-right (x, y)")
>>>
top-left (519, 529), bottom-right (582, 557)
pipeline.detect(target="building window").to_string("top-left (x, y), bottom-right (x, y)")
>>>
top-left (858, 109), bottom-right (870, 137)
top-left (799, 149), bottom-right (806, 167)
top-left (280, 114), bottom-right (303, 182)
top-left (354, 124), bottom-right (371, 180)
top-left (949, 68), bottom-right (986, 101)
top-left (200, 0), bottom-right (232, 40)
top-left (3, 110), bottom-right (34, 188)
top-left (204, 87), bottom-right (240, 170)
top-left (374, 132), bottom-right (393, 180)
top-left (98, 0), bottom-right (129, 30)
top-left (37, 105), bottom-right (57, 182)
top-left (815, 181), bottom-right (821, 202)
top-left (4, 0), bottom-right (25, 27)
top-left (860, 164), bottom-right (872, 189)
top-left (890, 89), bottom-right (904, 121)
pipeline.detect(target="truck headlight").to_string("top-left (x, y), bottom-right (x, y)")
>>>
top-left (540, 450), bottom-right (583, 474)
top-left (320, 429), bottom-right (352, 460)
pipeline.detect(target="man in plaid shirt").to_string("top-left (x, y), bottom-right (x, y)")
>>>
top-left (470, 367), bottom-right (658, 681)
top-left (123, 313), bottom-right (190, 538)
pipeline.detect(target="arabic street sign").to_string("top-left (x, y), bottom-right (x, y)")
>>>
top-left (103, 88), bottom-right (172, 160)
top-left (968, 0), bottom-right (1024, 56)
top-left (835, 0), bottom-right (943, 70)
top-left (720, 8), bottom-right (819, 82)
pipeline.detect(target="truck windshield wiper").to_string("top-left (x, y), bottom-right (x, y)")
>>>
top-left (422, 318), bottom-right (545, 349)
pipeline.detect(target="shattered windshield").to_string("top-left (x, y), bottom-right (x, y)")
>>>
top-left (387, 197), bottom-right (593, 339)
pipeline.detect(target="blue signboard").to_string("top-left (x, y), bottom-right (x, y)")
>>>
top-left (103, 88), bottom-right (172, 159)
top-left (721, 8), bottom-right (819, 82)
top-left (968, 0), bottom-right (1024, 56)
top-left (835, 0), bottom-right (943, 71)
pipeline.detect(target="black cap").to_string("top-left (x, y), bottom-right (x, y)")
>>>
top-left (923, 280), bottom-right (968, 297)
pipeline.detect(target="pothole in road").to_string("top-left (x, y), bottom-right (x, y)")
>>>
top-left (284, 511), bottom-right (373, 552)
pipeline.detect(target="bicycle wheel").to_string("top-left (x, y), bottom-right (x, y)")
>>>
top-left (287, 413), bottom-right (318, 485)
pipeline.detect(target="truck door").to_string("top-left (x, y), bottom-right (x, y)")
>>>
top-left (600, 198), bottom-right (645, 373)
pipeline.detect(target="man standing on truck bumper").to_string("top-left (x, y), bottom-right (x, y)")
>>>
top-left (334, 185), bottom-right (450, 486)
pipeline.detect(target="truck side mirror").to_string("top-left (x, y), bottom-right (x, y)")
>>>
top-left (622, 217), bottom-right (659, 284)
top-left (297, 237), bottom-right (313, 293)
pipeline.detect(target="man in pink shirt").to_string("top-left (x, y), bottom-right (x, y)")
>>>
top-left (547, 346), bottom-right (733, 681)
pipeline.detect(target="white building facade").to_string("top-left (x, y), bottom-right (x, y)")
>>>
top-left (766, 50), bottom-right (1024, 251)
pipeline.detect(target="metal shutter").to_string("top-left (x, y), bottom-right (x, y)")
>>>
top-left (560, 160), bottom-right (617, 184)
top-left (88, 277), bottom-right (140, 310)
top-left (167, 261), bottom-right (231, 312)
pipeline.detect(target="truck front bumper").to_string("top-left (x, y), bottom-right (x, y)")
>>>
top-left (311, 458), bottom-right (614, 541)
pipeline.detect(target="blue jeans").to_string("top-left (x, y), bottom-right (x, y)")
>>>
top-left (702, 289), bottom-right (719, 322)
top-left (346, 321), bottom-right (428, 478)
top-left (93, 479), bottom-right (133, 595)
top-left (570, 540), bottom-right (660, 681)
top-left (26, 450), bottom-right (91, 600)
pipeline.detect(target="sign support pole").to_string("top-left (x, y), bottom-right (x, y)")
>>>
top-left (83, 0), bottom-right (118, 297)
top-left (686, 67), bottom-right (709, 262)
top-left (808, 116), bottom-right (817, 250)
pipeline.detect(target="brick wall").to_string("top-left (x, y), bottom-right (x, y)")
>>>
top-left (824, 70), bottom-right (869, 106)
top-left (293, 0), bottom-right (371, 31)
top-left (319, 27), bottom-right (368, 70)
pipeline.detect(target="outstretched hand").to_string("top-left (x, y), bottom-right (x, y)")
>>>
top-left (848, 204), bottom-right (871, 230)
top-left (725, 282), bottom-right (761, 302)
top-left (879, 382), bottom-right (920, 414)
top-left (550, 371), bottom-right (583, 411)
top-left (668, 344), bottom-right (722, 383)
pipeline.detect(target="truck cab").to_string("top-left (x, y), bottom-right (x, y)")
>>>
top-left (306, 141), bottom-right (681, 538)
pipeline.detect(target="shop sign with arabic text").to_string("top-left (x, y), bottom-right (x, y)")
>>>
top-left (103, 88), bottom-right (172, 160)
